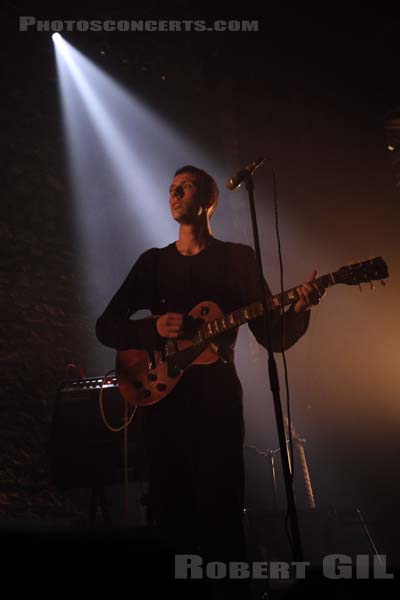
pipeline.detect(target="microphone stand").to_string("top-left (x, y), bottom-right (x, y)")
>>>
top-left (244, 174), bottom-right (303, 562)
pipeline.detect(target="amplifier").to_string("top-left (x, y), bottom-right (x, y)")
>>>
top-left (49, 375), bottom-right (148, 489)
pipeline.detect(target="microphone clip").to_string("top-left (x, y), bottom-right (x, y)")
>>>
top-left (226, 157), bottom-right (265, 191)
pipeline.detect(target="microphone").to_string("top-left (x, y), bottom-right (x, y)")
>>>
top-left (226, 157), bottom-right (265, 191)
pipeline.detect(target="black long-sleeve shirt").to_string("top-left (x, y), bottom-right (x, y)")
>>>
top-left (96, 237), bottom-right (310, 354)
top-left (95, 237), bottom-right (310, 561)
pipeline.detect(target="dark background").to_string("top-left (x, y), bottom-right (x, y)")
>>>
top-left (1, 2), bottom-right (399, 574)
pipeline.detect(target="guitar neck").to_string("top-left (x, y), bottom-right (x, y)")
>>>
top-left (196, 273), bottom-right (337, 342)
top-left (269, 272), bottom-right (336, 311)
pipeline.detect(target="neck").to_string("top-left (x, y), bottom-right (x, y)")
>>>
top-left (176, 220), bottom-right (213, 256)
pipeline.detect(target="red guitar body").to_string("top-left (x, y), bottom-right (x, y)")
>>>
top-left (116, 300), bottom-right (223, 407)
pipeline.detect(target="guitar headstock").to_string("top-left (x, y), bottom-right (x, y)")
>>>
top-left (334, 257), bottom-right (389, 286)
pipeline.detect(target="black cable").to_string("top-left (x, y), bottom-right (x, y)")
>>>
top-left (270, 165), bottom-right (296, 553)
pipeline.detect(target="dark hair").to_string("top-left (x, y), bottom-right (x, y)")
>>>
top-left (174, 165), bottom-right (219, 217)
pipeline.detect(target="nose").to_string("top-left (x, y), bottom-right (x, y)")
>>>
top-left (172, 186), bottom-right (184, 199)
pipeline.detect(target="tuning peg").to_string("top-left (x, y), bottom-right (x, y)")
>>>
top-left (380, 280), bottom-right (386, 286)
top-left (369, 282), bottom-right (375, 290)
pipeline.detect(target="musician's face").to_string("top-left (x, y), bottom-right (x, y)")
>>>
top-left (169, 173), bottom-right (204, 223)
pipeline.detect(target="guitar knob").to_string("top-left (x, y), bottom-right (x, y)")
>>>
top-left (200, 305), bottom-right (209, 316)
top-left (143, 390), bottom-right (151, 398)
top-left (156, 383), bottom-right (167, 392)
top-left (147, 373), bottom-right (157, 382)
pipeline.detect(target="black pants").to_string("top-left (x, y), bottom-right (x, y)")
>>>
top-left (143, 362), bottom-right (249, 597)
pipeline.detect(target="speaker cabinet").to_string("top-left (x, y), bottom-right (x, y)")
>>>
top-left (49, 376), bottom-right (147, 488)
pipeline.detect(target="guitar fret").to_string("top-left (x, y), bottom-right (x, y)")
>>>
top-left (218, 318), bottom-right (227, 330)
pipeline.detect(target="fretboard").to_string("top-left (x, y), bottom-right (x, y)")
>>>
top-left (195, 272), bottom-right (336, 344)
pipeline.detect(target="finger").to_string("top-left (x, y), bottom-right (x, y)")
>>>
top-left (166, 325), bottom-right (183, 335)
top-left (167, 324), bottom-right (182, 333)
top-left (312, 283), bottom-right (325, 297)
top-left (166, 315), bottom-right (184, 325)
top-left (303, 286), bottom-right (317, 306)
top-left (309, 281), bottom-right (326, 299)
top-left (302, 282), bottom-right (316, 294)
top-left (303, 283), bottom-right (321, 300)
top-left (304, 284), bottom-right (321, 303)
top-left (296, 286), bottom-right (311, 307)
top-left (166, 331), bottom-right (179, 338)
top-left (307, 269), bottom-right (318, 281)
top-left (299, 284), bottom-right (311, 299)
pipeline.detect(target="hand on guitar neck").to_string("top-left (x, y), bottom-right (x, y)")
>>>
top-left (294, 270), bottom-right (326, 313)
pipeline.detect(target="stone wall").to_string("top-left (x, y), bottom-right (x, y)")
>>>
top-left (1, 80), bottom-right (96, 523)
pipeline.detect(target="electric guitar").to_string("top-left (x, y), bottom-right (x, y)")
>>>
top-left (116, 257), bottom-right (388, 407)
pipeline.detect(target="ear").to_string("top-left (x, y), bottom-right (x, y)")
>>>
top-left (196, 197), bottom-right (212, 217)
top-left (202, 196), bottom-right (214, 211)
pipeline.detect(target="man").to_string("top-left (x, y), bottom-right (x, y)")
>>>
top-left (96, 165), bottom-right (323, 596)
